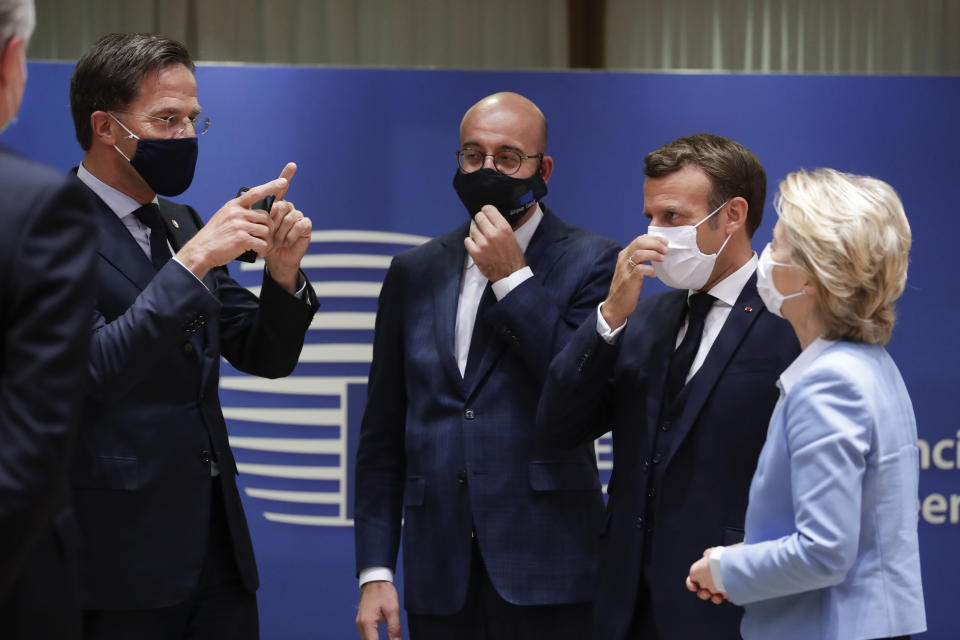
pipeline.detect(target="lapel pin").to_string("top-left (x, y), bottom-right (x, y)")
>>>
top-left (744, 305), bottom-right (753, 312)
top-left (171, 219), bottom-right (180, 229)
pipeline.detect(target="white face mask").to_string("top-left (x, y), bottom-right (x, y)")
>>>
top-left (648, 200), bottom-right (731, 290)
top-left (756, 243), bottom-right (806, 318)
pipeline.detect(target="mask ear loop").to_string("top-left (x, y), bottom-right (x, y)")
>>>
top-left (108, 112), bottom-right (139, 161)
top-left (693, 199), bottom-right (732, 257)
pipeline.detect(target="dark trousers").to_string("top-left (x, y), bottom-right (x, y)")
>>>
top-left (83, 479), bottom-right (258, 640)
top-left (0, 525), bottom-right (81, 640)
top-left (407, 538), bottom-right (591, 640)
top-left (624, 582), bottom-right (657, 640)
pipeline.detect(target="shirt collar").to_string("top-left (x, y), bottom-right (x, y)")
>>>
top-left (465, 203), bottom-right (543, 270)
top-left (687, 252), bottom-right (759, 308)
top-left (778, 336), bottom-right (836, 396)
top-left (76, 162), bottom-right (158, 221)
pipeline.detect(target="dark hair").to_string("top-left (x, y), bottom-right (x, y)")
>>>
top-left (70, 33), bottom-right (195, 150)
top-left (644, 133), bottom-right (767, 237)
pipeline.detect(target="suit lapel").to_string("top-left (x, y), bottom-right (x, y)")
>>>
top-left (462, 208), bottom-right (565, 400)
top-left (88, 189), bottom-right (156, 292)
top-left (658, 274), bottom-right (765, 468)
top-left (433, 224), bottom-right (470, 395)
top-left (644, 290), bottom-right (688, 452)
top-left (156, 200), bottom-right (217, 291)
top-left (157, 200), bottom-right (192, 252)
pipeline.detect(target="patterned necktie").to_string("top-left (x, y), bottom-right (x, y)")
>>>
top-left (131, 202), bottom-right (170, 271)
top-left (664, 292), bottom-right (716, 406)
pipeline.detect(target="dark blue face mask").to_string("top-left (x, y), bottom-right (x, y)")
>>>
top-left (111, 114), bottom-right (198, 196)
top-left (452, 167), bottom-right (548, 227)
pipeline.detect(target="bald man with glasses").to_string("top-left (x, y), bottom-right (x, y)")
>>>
top-left (354, 92), bottom-right (619, 640)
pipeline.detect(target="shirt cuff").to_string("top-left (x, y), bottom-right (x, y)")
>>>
top-left (709, 546), bottom-right (726, 593)
top-left (265, 264), bottom-right (309, 301)
top-left (358, 566), bottom-right (394, 589)
top-left (491, 266), bottom-right (533, 300)
top-left (596, 303), bottom-right (627, 344)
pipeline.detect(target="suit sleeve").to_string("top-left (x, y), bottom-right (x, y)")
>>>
top-left (719, 367), bottom-right (871, 605)
top-left (536, 308), bottom-right (622, 448)
top-left (353, 260), bottom-right (407, 573)
top-left (483, 237), bottom-right (620, 385)
top-left (86, 205), bottom-right (318, 400)
top-left (214, 264), bottom-right (319, 378)
top-left (0, 177), bottom-right (96, 598)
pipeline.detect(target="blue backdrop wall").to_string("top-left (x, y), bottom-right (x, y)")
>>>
top-left (4, 62), bottom-right (958, 639)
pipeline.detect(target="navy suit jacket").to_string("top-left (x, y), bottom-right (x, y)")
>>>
top-left (0, 147), bottom-right (97, 637)
top-left (538, 274), bottom-right (800, 640)
top-left (354, 207), bottom-right (619, 615)
top-left (71, 186), bottom-right (318, 609)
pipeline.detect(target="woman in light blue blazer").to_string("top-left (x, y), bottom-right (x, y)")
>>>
top-left (686, 168), bottom-right (925, 640)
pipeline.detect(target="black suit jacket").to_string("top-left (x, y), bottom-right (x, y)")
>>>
top-left (71, 184), bottom-right (318, 609)
top-left (0, 147), bottom-right (97, 637)
top-left (538, 274), bottom-right (800, 640)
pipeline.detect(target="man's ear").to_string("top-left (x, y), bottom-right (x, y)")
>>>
top-left (90, 110), bottom-right (118, 147)
top-left (724, 196), bottom-right (749, 235)
top-left (0, 34), bottom-right (23, 80)
top-left (0, 35), bottom-right (27, 112)
top-left (539, 154), bottom-right (554, 183)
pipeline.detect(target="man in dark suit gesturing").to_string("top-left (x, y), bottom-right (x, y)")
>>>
top-left (67, 34), bottom-right (318, 639)
top-left (354, 92), bottom-right (620, 640)
top-left (538, 134), bottom-right (800, 640)
top-left (0, 1), bottom-right (96, 637)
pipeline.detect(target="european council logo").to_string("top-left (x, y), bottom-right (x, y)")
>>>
top-left (219, 229), bottom-right (613, 528)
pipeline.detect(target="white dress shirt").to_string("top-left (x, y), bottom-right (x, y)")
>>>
top-left (597, 253), bottom-right (758, 384)
top-left (359, 204), bottom-right (544, 589)
top-left (455, 205), bottom-right (543, 376)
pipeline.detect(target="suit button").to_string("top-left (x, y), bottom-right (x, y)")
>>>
top-left (652, 453), bottom-right (662, 464)
top-left (647, 487), bottom-right (656, 498)
top-left (659, 421), bottom-right (671, 432)
top-left (642, 459), bottom-right (650, 473)
top-left (464, 409), bottom-right (475, 420)
top-left (182, 342), bottom-right (194, 354)
top-left (635, 516), bottom-right (644, 529)
top-left (457, 471), bottom-right (467, 485)
top-left (200, 450), bottom-right (212, 464)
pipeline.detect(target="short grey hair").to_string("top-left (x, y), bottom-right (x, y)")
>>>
top-left (0, 0), bottom-right (35, 47)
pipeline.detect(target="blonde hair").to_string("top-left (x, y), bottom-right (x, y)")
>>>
top-left (775, 168), bottom-right (911, 345)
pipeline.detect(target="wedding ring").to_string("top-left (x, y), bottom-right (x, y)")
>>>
top-left (627, 256), bottom-right (638, 269)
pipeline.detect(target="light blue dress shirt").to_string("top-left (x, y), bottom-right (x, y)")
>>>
top-left (718, 338), bottom-right (926, 639)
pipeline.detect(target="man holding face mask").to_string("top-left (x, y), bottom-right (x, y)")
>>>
top-left (67, 33), bottom-right (318, 639)
top-left (538, 133), bottom-right (800, 640)
top-left (354, 91), bottom-right (619, 640)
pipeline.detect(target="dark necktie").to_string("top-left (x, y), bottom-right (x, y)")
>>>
top-left (664, 292), bottom-right (715, 406)
top-left (131, 202), bottom-right (170, 271)
top-left (464, 283), bottom-right (496, 377)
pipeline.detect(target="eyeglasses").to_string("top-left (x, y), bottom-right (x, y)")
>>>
top-left (110, 110), bottom-right (211, 137)
top-left (456, 148), bottom-right (542, 176)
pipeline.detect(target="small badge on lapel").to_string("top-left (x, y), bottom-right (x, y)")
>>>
top-left (744, 305), bottom-right (753, 312)
top-left (171, 219), bottom-right (180, 229)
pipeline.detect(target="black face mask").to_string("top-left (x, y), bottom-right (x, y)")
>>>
top-left (452, 168), bottom-right (548, 227)
top-left (111, 113), bottom-right (198, 196)
top-left (126, 137), bottom-right (198, 197)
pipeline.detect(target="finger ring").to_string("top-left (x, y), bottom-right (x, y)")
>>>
top-left (627, 256), bottom-right (638, 269)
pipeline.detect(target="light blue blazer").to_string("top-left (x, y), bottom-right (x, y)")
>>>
top-left (719, 339), bottom-right (926, 640)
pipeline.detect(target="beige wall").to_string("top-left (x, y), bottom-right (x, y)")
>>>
top-left (30, 0), bottom-right (960, 73)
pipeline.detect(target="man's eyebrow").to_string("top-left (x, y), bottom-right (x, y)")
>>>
top-left (459, 141), bottom-right (525, 153)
